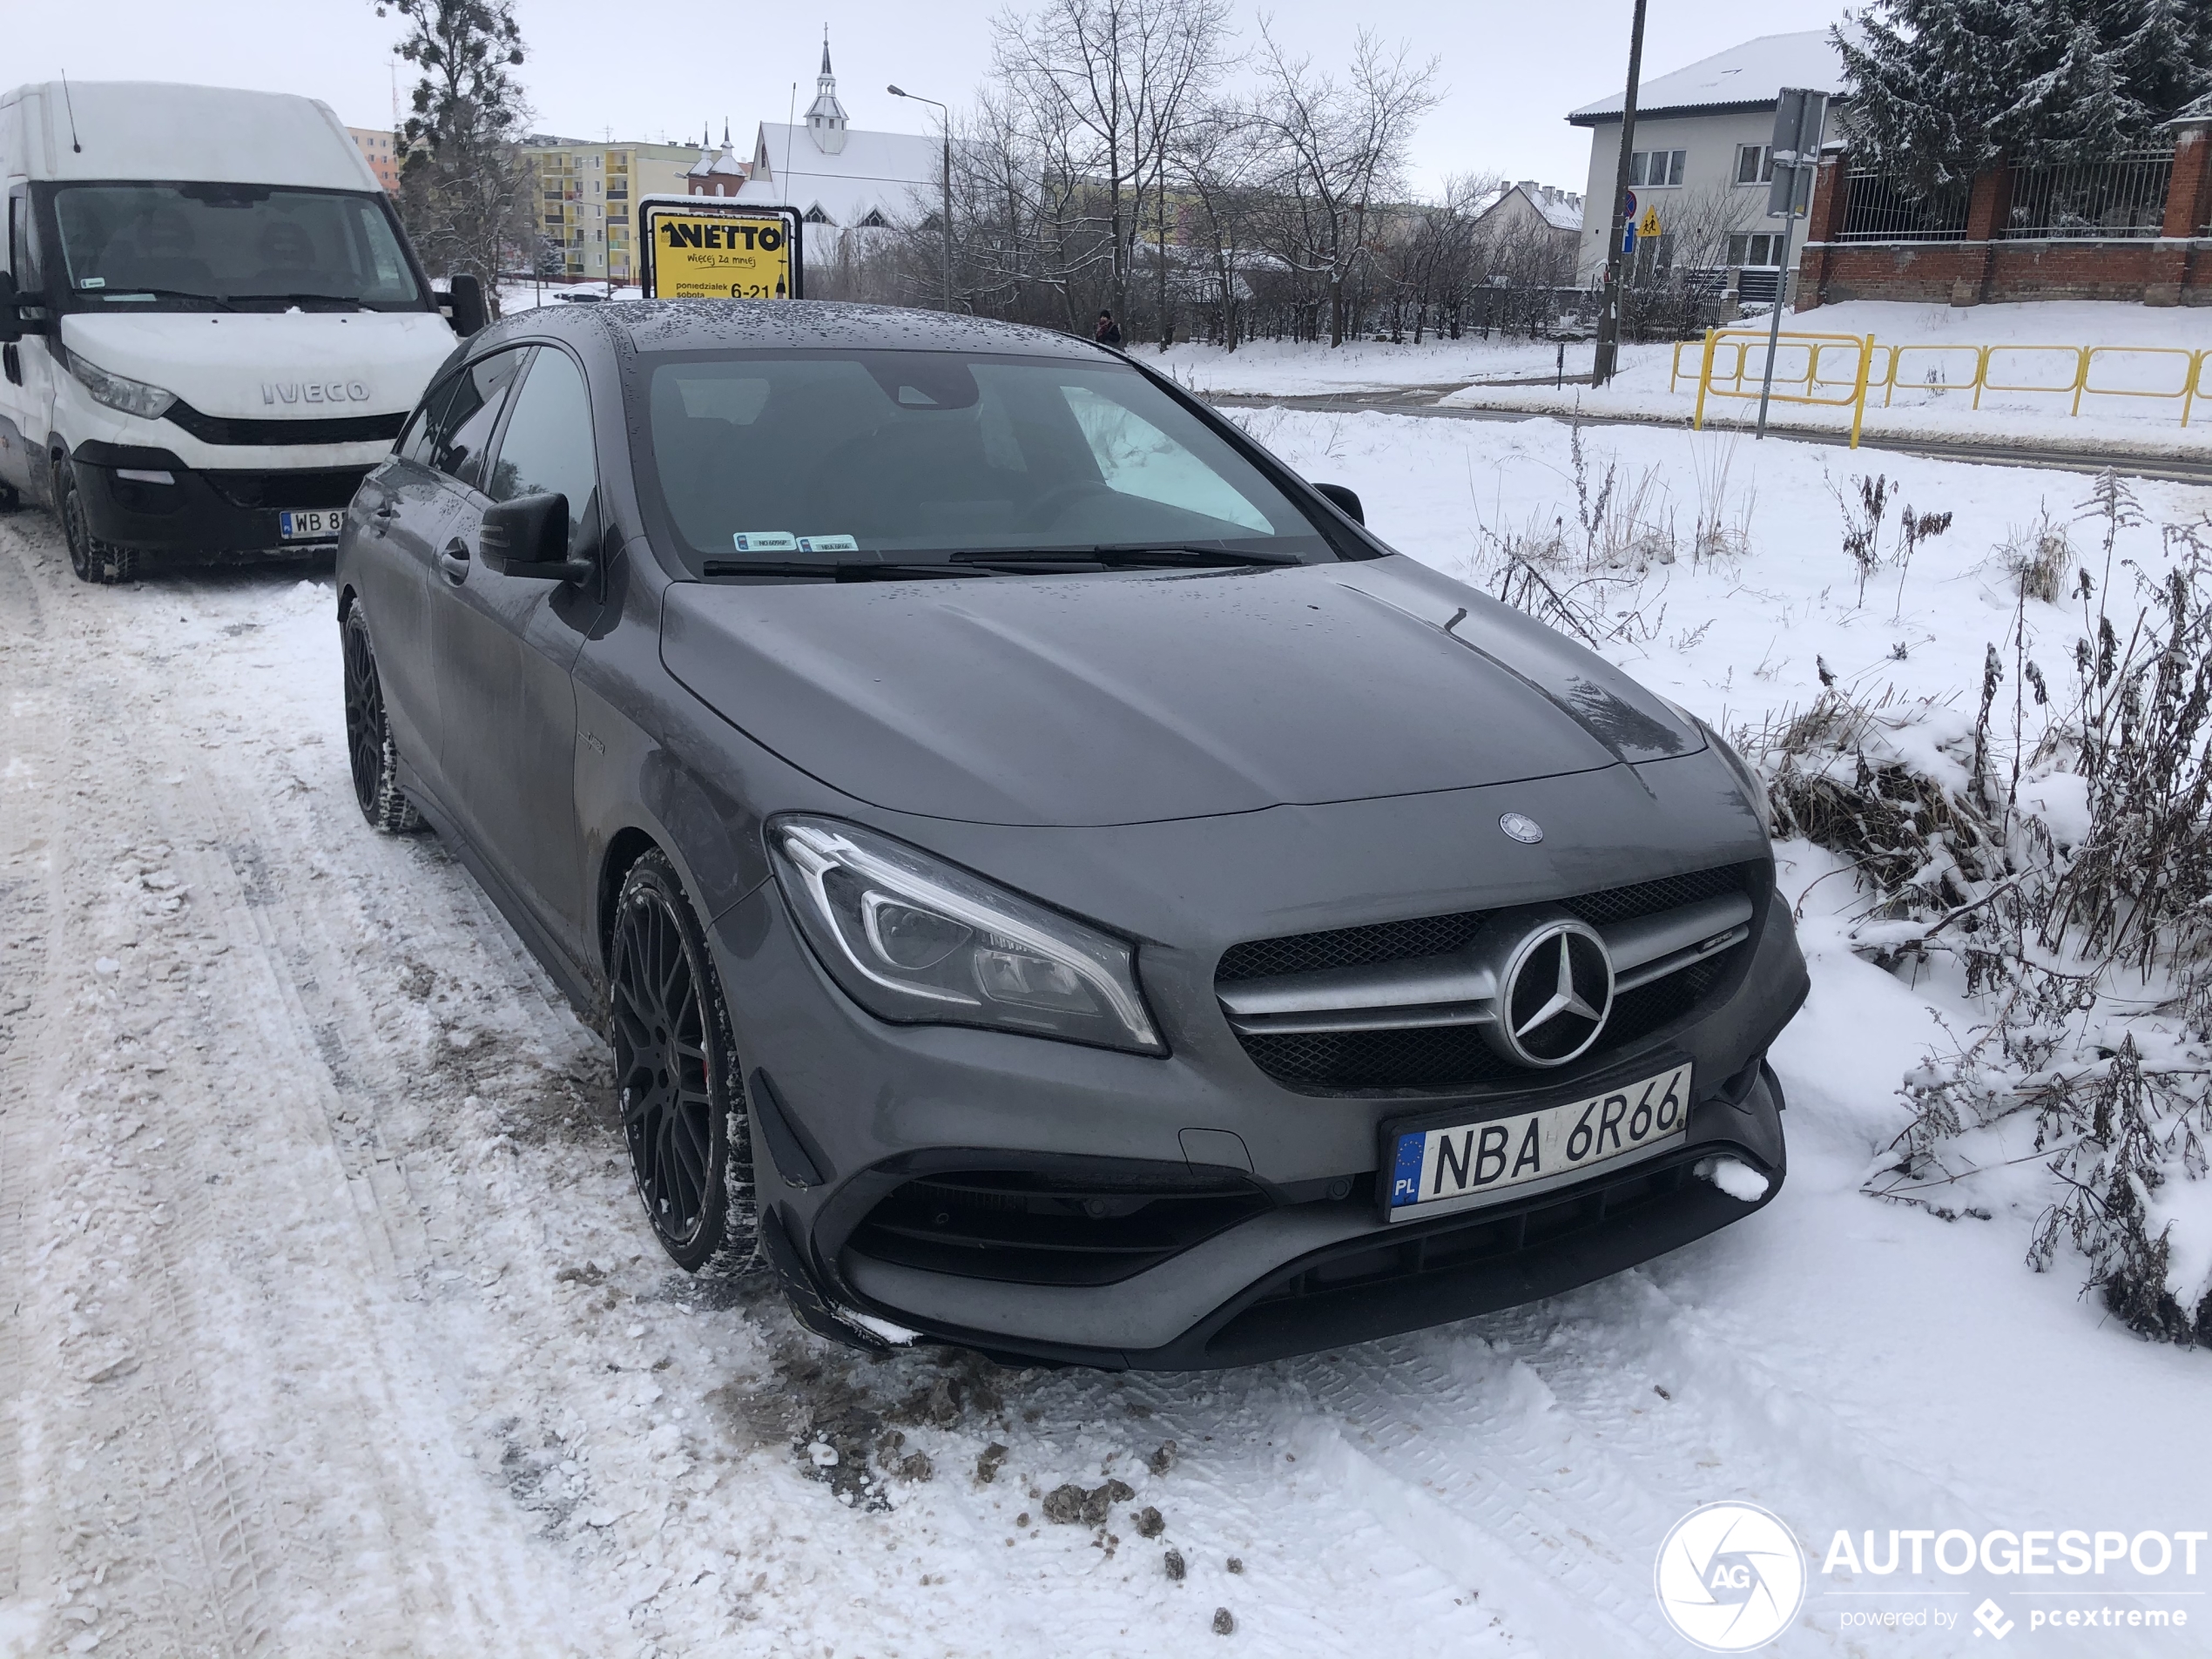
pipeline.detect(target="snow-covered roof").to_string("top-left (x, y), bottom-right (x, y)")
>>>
top-left (739, 123), bottom-right (941, 227)
top-left (1474, 182), bottom-right (1584, 233)
top-left (2171, 92), bottom-right (2212, 128)
top-left (1568, 28), bottom-right (1851, 125)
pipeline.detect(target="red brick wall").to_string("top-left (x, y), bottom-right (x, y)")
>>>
top-left (1797, 135), bottom-right (2212, 309)
top-left (1801, 239), bottom-right (2212, 307)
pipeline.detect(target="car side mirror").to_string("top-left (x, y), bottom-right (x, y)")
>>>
top-left (481, 492), bottom-right (591, 583)
top-left (439, 273), bottom-right (488, 338)
top-left (1312, 482), bottom-right (1364, 524)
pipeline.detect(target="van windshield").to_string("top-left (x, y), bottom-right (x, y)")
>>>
top-left (639, 350), bottom-right (1336, 572)
top-left (51, 184), bottom-right (426, 312)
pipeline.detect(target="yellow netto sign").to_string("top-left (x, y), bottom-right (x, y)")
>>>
top-left (639, 201), bottom-right (804, 300)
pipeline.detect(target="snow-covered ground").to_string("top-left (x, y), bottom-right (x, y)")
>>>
top-left (2, 408), bottom-right (2209, 1658)
top-left (1441, 300), bottom-right (2212, 454)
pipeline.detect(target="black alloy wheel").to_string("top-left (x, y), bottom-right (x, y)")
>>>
top-left (57, 461), bottom-right (135, 585)
top-left (609, 851), bottom-right (756, 1274)
top-left (341, 605), bottom-right (423, 833)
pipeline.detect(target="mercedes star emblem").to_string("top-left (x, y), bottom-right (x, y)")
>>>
top-left (1490, 919), bottom-right (1614, 1066)
top-left (1499, 812), bottom-right (1544, 845)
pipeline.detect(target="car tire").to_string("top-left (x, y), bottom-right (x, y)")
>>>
top-left (608, 850), bottom-right (758, 1276)
top-left (341, 604), bottom-right (425, 833)
top-left (57, 460), bottom-right (137, 585)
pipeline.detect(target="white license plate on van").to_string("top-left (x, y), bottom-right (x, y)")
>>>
top-left (279, 509), bottom-right (343, 541)
top-left (1384, 1062), bottom-right (1691, 1223)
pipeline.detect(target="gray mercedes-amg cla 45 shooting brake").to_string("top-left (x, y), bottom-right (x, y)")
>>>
top-left (334, 300), bottom-right (1806, 1369)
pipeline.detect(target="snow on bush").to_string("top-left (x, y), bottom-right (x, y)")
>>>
top-left (1725, 475), bottom-right (2212, 1344)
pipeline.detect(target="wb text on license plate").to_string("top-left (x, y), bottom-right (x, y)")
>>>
top-left (280, 509), bottom-right (343, 541)
top-left (1386, 1062), bottom-right (1691, 1223)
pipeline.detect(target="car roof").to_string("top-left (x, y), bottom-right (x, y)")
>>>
top-left (500, 299), bottom-right (1112, 362)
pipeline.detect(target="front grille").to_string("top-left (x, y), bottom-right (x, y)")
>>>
top-left (203, 469), bottom-right (371, 509)
top-left (1207, 1151), bottom-right (1705, 1361)
top-left (1217, 864), bottom-right (1754, 984)
top-left (164, 401), bottom-right (407, 447)
top-left (848, 1167), bottom-right (1272, 1286)
top-left (1219, 863), bottom-right (1761, 1095)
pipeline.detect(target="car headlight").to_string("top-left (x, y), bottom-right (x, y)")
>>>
top-left (69, 353), bottom-right (179, 420)
top-left (768, 816), bottom-right (1164, 1055)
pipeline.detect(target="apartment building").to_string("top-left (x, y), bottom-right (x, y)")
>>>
top-left (523, 138), bottom-right (699, 282)
top-left (346, 126), bottom-right (402, 193)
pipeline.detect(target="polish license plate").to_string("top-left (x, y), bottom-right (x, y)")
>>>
top-left (279, 509), bottom-right (344, 541)
top-left (1383, 1062), bottom-right (1691, 1224)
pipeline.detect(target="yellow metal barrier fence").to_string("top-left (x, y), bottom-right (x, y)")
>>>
top-left (1691, 330), bottom-right (1878, 447)
top-left (1670, 334), bottom-right (2210, 430)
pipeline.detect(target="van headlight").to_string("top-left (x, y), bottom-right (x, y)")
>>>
top-left (69, 354), bottom-right (179, 421)
top-left (769, 816), bottom-right (1164, 1055)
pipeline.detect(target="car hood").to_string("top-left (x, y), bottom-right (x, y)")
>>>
top-left (59, 310), bottom-right (454, 419)
top-left (660, 555), bottom-right (1702, 827)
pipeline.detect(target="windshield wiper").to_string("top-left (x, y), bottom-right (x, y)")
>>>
top-left (89, 287), bottom-right (236, 311)
top-left (951, 544), bottom-right (1302, 570)
top-left (700, 558), bottom-right (996, 582)
top-left (225, 292), bottom-right (372, 310)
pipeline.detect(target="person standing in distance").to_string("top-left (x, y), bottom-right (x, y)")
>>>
top-left (1094, 309), bottom-right (1122, 346)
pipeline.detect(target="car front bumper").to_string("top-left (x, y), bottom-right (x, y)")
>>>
top-left (69, 442), bottom-right (369, 558)
top-left (707, 759), bottom-right (1808, 1370)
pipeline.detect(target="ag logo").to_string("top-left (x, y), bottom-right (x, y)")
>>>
top-left (1654, 1501), bottom-right (1806, 1651)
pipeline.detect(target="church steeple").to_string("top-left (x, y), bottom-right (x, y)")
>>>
top-left (805, 26), bottom-right (848, 154)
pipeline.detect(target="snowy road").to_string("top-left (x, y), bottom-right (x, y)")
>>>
top-left (1, 469), bottom-right (2206, 1658)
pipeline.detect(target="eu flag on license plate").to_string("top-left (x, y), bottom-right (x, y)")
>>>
top-left (1390, 1132), bottom-right (1426, 1209)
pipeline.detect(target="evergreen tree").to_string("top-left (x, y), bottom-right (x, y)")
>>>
top-left (374, 0), bottom-right (535, 312)
top-left (1837, 0), bottom-right (2212, 192)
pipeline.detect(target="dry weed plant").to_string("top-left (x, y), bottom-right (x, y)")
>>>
top-left (1746, 474), bottom-right (2212, 1345)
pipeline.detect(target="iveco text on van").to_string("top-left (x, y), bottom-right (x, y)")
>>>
top-left (0, 81), bottom-right (477, 582)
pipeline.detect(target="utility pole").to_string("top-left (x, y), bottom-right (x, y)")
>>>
top-left (889, 86), bottom-right (953, 312)
top-left (1589, 0), bottom-right (1649, 388)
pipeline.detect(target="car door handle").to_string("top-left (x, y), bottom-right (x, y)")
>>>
top-left (438, 539), bottom-right (471, 584)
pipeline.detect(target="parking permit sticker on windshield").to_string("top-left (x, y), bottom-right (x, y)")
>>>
top-left (732, 531), bottom-right (797, 552)
top-left (796, 535), bottom-right (858, 553)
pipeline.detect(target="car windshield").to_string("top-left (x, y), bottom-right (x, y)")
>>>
top-left (51, 183), bottom-right (426, 311)
top-left (638, 349), bottom-right (1337, 570)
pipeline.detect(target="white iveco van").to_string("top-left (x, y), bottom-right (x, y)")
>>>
top-left (0, 81), bottom-right (479, 582)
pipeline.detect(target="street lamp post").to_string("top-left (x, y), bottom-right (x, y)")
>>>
top-left (888, 85), bottom-right (953, 313)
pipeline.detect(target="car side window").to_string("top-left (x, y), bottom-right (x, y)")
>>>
top-left (397, 374), bottom-right (458, 466)
top-left (431, 347), bottom-right (528, 490)
top-left (486, 347), bottom-right (597, 554)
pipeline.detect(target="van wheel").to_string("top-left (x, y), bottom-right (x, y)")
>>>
top-left (57, 462), bottom-right (136, 584)
top-left (341, 604), bottom-right (424, 833)
top-left (608, 851), bottom-right (758, 1275)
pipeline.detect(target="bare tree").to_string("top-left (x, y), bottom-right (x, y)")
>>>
top-left (1170, 98), bottom-right (1272, 348)
top-left (992, 0), bottom-right (1232, 328)
top-left (1249, 26), bottom-right (1440, 347)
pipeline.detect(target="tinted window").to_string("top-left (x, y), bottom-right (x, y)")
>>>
top-left (397, 374), bottom-right (458, 466)
top-left (640, 351), bottom-right (1329, 571)
top-left (433, 349), bottom-right (528, 489)
top-left (489, 348), bottom-right (598, 554)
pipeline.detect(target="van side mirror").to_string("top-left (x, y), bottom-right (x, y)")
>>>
top-left (0, 270), bottom-right (31, 346)
top-left (439, 273), bottom-right (488, 338)
top-left (481, 492), bottom-right (591, 583)
top-left (1312, 482), bottom-right (1364, 524)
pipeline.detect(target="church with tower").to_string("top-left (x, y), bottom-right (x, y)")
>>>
top-left (706, 36), bottom-right (945, 232)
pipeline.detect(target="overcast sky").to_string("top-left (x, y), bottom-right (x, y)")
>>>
top-left (15, 0), bottom-right (1849, 194)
